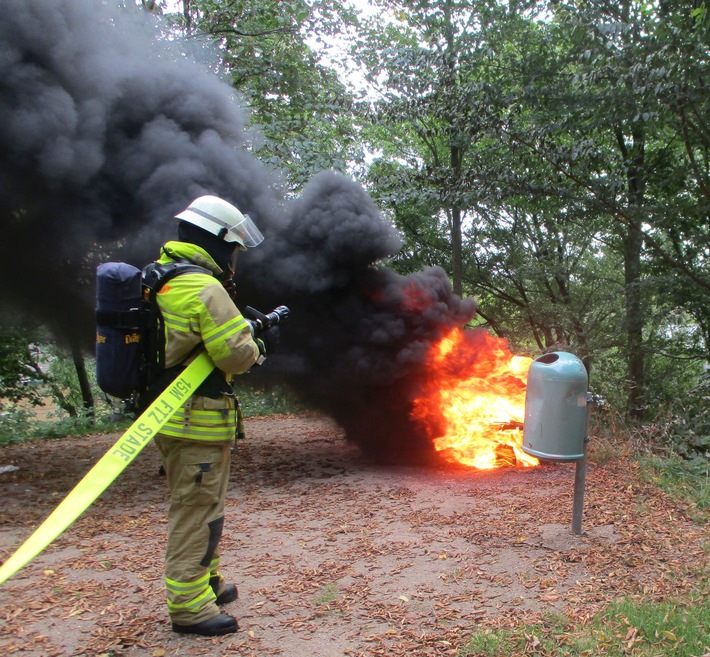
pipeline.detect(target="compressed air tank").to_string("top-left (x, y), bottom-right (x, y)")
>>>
top-left (95, 262), bottom-right (143, 399)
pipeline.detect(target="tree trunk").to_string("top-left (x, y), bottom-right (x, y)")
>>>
top-left (624, 221), bottom-right (644, 418)
top-left (184, 0), bottom-right (192, 29)
top-left (443, 0), bottom-right (464, 298)
top-left (71, 341), bottom-right (95, 418)
top-left (450, 146), bottom-right (464, 297)
top-left (616, 125), bottom-right (646, 419)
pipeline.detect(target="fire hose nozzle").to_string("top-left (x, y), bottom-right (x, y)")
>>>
top-left (245, 305), bottom-right (290, 335)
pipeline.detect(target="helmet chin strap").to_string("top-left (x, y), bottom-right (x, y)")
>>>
top-left (219, 249), bottom-right (239, 301)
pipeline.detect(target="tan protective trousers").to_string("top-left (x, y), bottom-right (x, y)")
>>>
top-left (154, 435), bottom-right (232, 626)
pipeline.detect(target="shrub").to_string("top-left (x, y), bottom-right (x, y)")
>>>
top-left (661, 374), bottom-right (710, 463)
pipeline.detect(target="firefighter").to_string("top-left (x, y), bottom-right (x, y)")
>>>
top-left (150, 195), bottom-right (274, 636)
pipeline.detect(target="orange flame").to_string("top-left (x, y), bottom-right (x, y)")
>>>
top-left (412, 327), bottom-right (538, 469)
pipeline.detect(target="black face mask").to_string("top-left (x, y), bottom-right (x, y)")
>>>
top-left (178, 221), bottom-right (238, 275)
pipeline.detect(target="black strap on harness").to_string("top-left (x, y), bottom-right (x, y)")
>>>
top-left (94, 308), bottom-right (143, 329)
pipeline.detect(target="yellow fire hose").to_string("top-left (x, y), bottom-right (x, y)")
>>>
top-left (0, 351), bottom-right (215, 586)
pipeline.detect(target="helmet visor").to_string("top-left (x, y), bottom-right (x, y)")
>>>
top-left (229, 213), bottom-right (264, 250)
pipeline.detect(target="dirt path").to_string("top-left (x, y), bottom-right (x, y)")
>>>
top-left (0, 413), bottom-right (706, 656)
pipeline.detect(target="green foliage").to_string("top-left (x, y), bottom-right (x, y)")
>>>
top-left (313, 582), bottom-right (339, 606)
top-left (31, 409), bottom-right (128, 442)
top-left (0, 323), bottom-right (48, 406)
top-left (0, 326), bottom-right (119, 444)
top-left (0, 368), bottom-right (306, 447)
top-left (658, 373), bottom-right (710, 462)
top-left (461, 627), bottom-right (516, 655)
top-left (0, 322), bottom-right (96, 417)
top-left (355, 1), bottom-right (540, 295)
top-left (369, 159), bottom-right (453, 275)
top-left (0, 386), bottom-right (304, 446)
top-left (351, 0), bottom-right (710, 418)
top-left (0, 406), bottom-right (129, 446)
top-left (237, 379), bottom-right (308, 417)
top-left (167, 0), bottom-right (363, 189)
top-left (42, 342), bottom-right (93, 417)
top-left (0, 407), bottom-right (35, 444)
top-left (0, 317), bottom-right (306, 444)
top-left (126, 1), bottom-right (710, 420)
top-left (460, 612), bottom-right (586, 656)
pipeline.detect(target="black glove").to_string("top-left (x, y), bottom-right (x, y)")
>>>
top-left (256, 325), bottom-right (280, 356)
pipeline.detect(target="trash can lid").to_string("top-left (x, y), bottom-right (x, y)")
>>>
top-left (529, 352), bottom-right (587, 382)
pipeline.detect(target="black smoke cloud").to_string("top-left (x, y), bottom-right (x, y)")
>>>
top-left (1, 0), bottom-right (280, 328)
top-left (1, 0), bottom-right (476, 463)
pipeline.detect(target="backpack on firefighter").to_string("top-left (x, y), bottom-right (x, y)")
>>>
top-left (95, 260), bottom-right (209, 412)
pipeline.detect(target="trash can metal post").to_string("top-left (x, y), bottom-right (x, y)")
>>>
top-left (571, 394), bottom-right (592, 535)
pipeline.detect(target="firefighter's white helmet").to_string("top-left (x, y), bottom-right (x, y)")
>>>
top-left (175, 195), bottom-right (264, 251)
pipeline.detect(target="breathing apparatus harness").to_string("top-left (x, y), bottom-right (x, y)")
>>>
top-left (96, 252), bottom-right (224, 411)
top-left (96, 248), bottom-right (289, 415)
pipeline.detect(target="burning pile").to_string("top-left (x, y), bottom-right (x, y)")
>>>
top-left (412, 327), bottom-right (538, 469)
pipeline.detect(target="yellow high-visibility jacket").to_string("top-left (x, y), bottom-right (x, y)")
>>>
top-left (153, 240), bottom-right (259, 442)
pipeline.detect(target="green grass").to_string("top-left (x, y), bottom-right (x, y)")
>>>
top-left (460, 611), bottom-right (590, 656)
top-left (313, 583), bottom-right (339, 606)
top-left (460, 598), bottom-right (710, 657)
top-left (603, 596), bottom-right (710, 657)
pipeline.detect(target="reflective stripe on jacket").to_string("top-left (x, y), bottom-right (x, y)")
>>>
top-left (154, 241), bottom-right (259, 442)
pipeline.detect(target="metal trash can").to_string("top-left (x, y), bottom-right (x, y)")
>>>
top-left (522, 352), bottom-right (588, 461)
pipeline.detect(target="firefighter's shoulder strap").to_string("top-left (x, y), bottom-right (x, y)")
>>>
top-left (142, 260), bottom-right (211, 299)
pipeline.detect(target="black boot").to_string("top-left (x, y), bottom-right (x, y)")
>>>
top-left (210, 576), bottom-right (238, 605)
top-left (215, 583), bottom-right (238, 605)
top-left (172, 613), bottom-right (238, 636)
